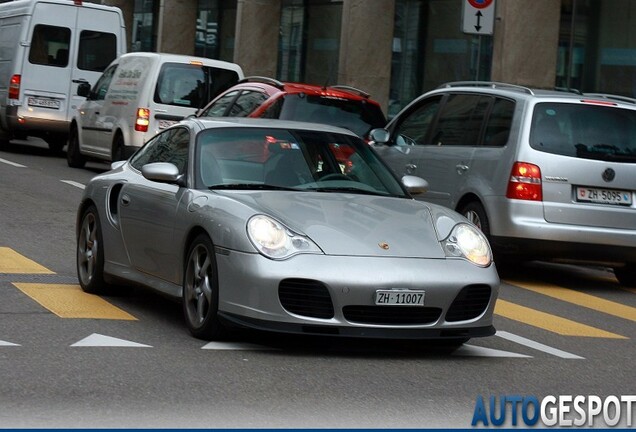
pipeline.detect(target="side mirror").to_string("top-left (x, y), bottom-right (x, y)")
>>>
top-left (369, 128), bottom-right (390, 145)
top-left (141, 162), bottom-right (182, 184)
top-left (402, 175), bottom-right (428, 195)
top-left (77, 82), bottom-right (92, 98)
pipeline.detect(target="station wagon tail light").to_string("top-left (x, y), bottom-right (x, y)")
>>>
top-left (506, 162), bottom-right (542, 201)
top-left (135, 108), bottom-right (150, 132)
top-left (9, 74), bottom-right (20, 100)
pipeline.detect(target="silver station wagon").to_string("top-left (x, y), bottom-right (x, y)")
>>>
top-left (372, 81), bottom-right (636, 286)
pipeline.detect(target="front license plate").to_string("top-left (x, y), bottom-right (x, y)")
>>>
top-left (375, 290), bottom-right (425, 306)
top-left (27, 97), bottom-right (60, 110)
top-left (158, 119), bottom-right (178, 129)
top-left (576, 186), bottom-right (632, 206)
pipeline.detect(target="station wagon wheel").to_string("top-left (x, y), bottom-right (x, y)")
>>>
top-left (459, 201), bottom-right (490, 237)
top-left (67, 125), bottom-right (86, 168)
top-left (77, 205), bottom-right (110, 294)
top-left (183, 234), bottom-right (226, 340)
top-left (614, 264), bottom-right (636, 287)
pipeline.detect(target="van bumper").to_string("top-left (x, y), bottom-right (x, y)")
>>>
top-left (6, 106), bottom-right (69, 135)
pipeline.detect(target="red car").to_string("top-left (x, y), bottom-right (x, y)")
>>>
top-left (194, 76), bottom-right (387, 139)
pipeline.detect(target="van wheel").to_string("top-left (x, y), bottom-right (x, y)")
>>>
top-left (67, 126), bottom-right (86, 168)
top-left (112, 135), bottom-right (125, 162)
top-left (614, 264), bottom-right (636, 286)
top-left (459, 201), bottom-right (490, 237)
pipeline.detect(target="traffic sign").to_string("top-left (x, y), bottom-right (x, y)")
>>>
top-left (462, 0), bottom-right (495, 35)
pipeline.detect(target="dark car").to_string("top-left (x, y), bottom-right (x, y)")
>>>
top-left (194, 76), bottom-right (387, 138)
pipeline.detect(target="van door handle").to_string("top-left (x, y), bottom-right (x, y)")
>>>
top-left (405, 163), bottom-right (417, 174)
top-left (456, 164), bottom-right (469, 174)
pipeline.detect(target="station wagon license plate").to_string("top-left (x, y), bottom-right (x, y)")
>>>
top-left (576, 186), bottom-right (632, 206)
top-left (375, 290), bottom-right (425, 306)
top-left (27, 97), bottom-right (60, 110)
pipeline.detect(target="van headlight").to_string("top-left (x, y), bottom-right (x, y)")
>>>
top-left (247, 215), bottom-right (322, 260)
top-left (441, 223), bottom-right (492, 267)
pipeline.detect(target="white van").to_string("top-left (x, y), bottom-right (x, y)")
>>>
top-left (0, 0), bottom-right (126, 152)
top-left (67, 52), bottom-right (244, 167)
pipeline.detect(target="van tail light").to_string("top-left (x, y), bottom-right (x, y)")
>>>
top-left (506, 162), bottom-right (542, 201)
top-left (9, 74), bottom-right (20, 100)
top-left (135, 108), bottom-right (150, 132)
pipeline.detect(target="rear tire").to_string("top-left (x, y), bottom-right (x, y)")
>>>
top-left (46, 133), bottom-right (66, 154)
top-left (77, 205), bottom-right (112, 295)
top-left (67, 126), bottom-right (86, 168)
top-left (112, 134), bottom-right (126, 162)
top-left (614, 264), bottom-right (636, 286)
top-left (182, 234), bottom-right (226, 340)
top-left (459, 201), bottom-right (490, 237)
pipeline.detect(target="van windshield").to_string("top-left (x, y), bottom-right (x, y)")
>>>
top-left (154, 62), bottom-right (240, 109)
top-left (530, 102), bottom-right (636, 162)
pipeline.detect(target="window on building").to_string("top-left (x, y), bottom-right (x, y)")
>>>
top-left (389, 0), bottom-right (492, 117)
top-left (196, 0), bottom-right (237, 62)
top-left (132, 0), bottom-right (158, 52)
top-left (278, 0), bottom-right (343, 85)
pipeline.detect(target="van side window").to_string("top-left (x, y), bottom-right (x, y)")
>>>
top-left (130, 127), bottom-right (190, 175)
top-left (91, 64), bottom-right (117, 101)
top-left (393, 96), bottom-right (442, 146)
top-left (483, 98), bottom-right (515, 147)
top-left (29, 25), bottom-right (71, 67)
top-left (430, 94), bottom-right (487, 146)
top-left (78, 31), bottom-right (117, 72)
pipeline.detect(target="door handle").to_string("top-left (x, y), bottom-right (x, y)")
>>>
top-left (405, 163), bottom-right (417, 174)
top-left (456, 164), bottom-right (469, 174)
top-left (120, 194), bottom-right (130, 206)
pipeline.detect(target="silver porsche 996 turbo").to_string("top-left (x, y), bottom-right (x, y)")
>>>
top-left (75, 117), bottom-right (500, 343)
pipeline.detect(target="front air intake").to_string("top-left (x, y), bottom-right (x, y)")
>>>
top-left (278, 278), bottom-right (334, 319)
top-left (445, 284), bottom-right (492, 322)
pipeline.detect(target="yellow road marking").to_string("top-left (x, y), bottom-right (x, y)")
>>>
top-left (506, 280), bottom-right (636, 323)
top-left (495, 299), bottom-right (626, 339)
top-left (0, 247), bottom-right (54, 274)
top-left (13, 283), bottom-right (136, 320)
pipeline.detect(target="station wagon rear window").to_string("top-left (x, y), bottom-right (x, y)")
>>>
top-left (530, 102), bottom-right (636, 162)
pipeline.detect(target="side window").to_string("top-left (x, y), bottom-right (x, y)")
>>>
top-left (129, 127), bottom-right (190, 175)
top-left (91, 64), bottom-right (117, 101)
top-left (393, 96), bottom-right (442, 146)
top-left (78, 31), bottom-right (117, 72)
top-left (261, 98), bottom-right (283, 119)
top-left (483, 98), bottom-right (515, 147)
top-left (227, 90), bottom-right (268, 117)
top-left (29, 25), bottom-right (71, 67)
top-left (200, 90), bottom-right (240, 117)
top-left (431, 94), bottom-right (487, 146)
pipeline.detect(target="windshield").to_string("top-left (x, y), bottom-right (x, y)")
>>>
top-left (530, 102), bottom-right (636, 162)
top-left (275, 94), bottom-right (387, 138)
top-left (195, 127), bottom-right (407, 197)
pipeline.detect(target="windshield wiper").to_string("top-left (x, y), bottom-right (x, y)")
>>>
top-left (209, 183), bottom-right (299, 191)
top-left (306, 186), bottom-right (389, 196)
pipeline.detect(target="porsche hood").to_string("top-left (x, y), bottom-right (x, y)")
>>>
top-left (222, 191), bottom-right (451, 258)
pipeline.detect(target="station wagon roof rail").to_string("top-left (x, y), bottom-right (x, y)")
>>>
top-left (439, 81), bottom-right (535, 95)
top-left (239, 76), bottom-right (285, 89)
top-left (583, 93), bottom-right (636, 105)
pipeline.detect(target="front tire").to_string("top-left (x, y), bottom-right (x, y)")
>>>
top-left (67, 125), bottom-right (86, 168)
top-left (183, 234), bottom-right (226, 340)
top-left (77, 205), bottom-right (112, 294)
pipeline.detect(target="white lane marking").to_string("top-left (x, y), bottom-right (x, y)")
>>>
top-left (0, 157), bottom-right (26, 168)
top-left (70, 333), bottom-right (152, 348)
top-left (496, 330), bottom-right (584, 359)
top-left (0, 339), bottom-right (20, 346)
top-left (453, 344), bottom-right (532, 358)
top-left (201, 341), bottom-right (278, 350)
top-left (60, 180), bottom-right (85, 189)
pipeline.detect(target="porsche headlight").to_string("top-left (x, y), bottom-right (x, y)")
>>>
top-left (247, 215), bottom-right (322, 260)
top-left (442, 223), bottom-right (492, 267)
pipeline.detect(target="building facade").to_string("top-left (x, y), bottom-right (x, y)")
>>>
top-left (93, 0), bottom-right (636, 116)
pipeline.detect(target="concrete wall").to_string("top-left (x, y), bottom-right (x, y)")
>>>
top-left (158, 0), bottom-right (197, 55)
top-left (338, 0), bottom-right (395, 112)
top-left (491, 0), bottom-right (561, 89)
top-left (234, 0), bottom-right (281, 77)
